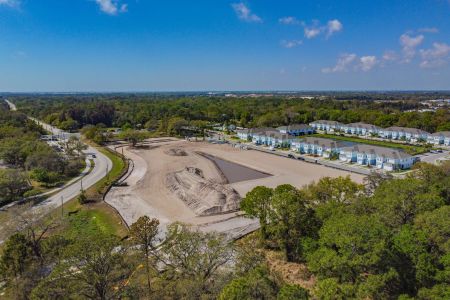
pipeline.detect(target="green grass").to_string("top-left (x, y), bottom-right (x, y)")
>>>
top-left (311, 133), bottom-right (430, 155)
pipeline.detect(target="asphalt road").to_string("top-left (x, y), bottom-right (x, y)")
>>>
top-left (416, 150), bottom-right (450, 164)
top-left (2, 99), bottom-right (112, 218)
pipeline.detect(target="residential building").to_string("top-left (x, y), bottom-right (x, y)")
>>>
top-left (340, 122), bottom-right (380, 136)
top-left (276, 124), bottom-right (314, 136)
top-left (339, 144), bottom-right (415, 171)
top-left (378, 126), bottom-right (429, 142)
top-left (236, 127), bottom-right (275, 141)
top-left (309, 120), bottom-right (343, 132)
top-left (428, 131), bottom-right (450, 145)
top-left (252, 130), bottom-right (295, 147)
top-left (291, 137), bottom-right (345, 158)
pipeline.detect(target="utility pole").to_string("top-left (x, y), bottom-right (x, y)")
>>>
top-left (81, 178), bottom-right (83, 190)
top-left (61, 196), bottom-right (64, 218)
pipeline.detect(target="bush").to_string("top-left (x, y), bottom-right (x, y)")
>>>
top-left (64, 159), bottom-right (84, 177)
top-left (277, 284), bottom-right (309, 299)
top-left (77, 190), bottom-right (88, 204)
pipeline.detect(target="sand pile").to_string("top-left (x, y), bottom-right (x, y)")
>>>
top-left (165, 148), bottom-right (188, 156)
top-left (166, 167), bottom-right (241, 216)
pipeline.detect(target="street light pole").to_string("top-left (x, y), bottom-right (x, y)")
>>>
top-left (61, 196), bottom-right (64, 218)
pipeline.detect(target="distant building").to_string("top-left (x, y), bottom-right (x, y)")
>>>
top-left (309, 120), bottom-right (343, 132)
top-left (340, 122), bottom-right (380, 136)
top-left (339, 144), bottom-right (415, 171)
top-left (276, 124), bottom-right (314, 136)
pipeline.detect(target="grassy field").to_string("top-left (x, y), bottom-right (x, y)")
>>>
top-left (311, 133), bottom-right (430, 155)
top-left (49, 143), bottom-right (129, 238)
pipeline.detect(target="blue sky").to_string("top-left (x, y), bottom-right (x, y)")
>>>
top-left (1, 0), bottom-right (450, 91)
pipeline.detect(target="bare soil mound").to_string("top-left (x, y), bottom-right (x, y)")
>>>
top-left (165, 148), bottom-right (188, 156)
top-left (166, 167), bottom-right (241, 216)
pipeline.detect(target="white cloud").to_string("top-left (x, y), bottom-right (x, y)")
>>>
top-left (303, 19), bottom-right (343, 39)
top-left (399, 33), bottom-right (424, 62)
top-left (420, 42), bottom-right (450, 68)
top-left (327, 19), bottom-right (343, 37)
top-left (304, 26), bottom-right (321, 39)
top-left (418, 27), bottom-right (439, 33)
top-left (280, 39), bottom-right (303, 48)
top-left (322, 53), bottom-right (357, 73)
top-left (0, 0), bottom-right (19, 7)
top-left (231, 3), bottom-right (262, 23)
top-left (95, 0), bottom-right (128, 15)
top-left (279, 16), bottom-right (299, 25)
top-left (359, 56), bottom-right (377, 71)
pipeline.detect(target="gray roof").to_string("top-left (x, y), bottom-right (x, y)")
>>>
top-left (344, 122), bottom-right (380, 130)
top-left (341, 144), bottom-right (412, 159)
top-left (384, 126), bottom-right (429, 135)
top-left (310, 120), bottom-right (343, 126)
top-left (277, 124), bottom-right (313, 131)
top-left (300, 137), bottom-right (346, 149)
top-left (431, 131), bottom-right (450, 138)
top-left (266, 131), bottom-right (295, 140)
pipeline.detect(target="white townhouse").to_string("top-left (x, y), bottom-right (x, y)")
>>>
top-left (291, 137), bottom-right (345, 158)
top-left (309, 120), bottom-right (343, 133)
top-left (236, 127), bottom-right (275, 141)
top-left (339, 144), bottom-right (415, 171)
top-left (378, 126), bottom-right (429, 142)
top-left (252, 130), bottom-right (295, 147)
top-left (427, 131), bottom-right (450, 146)
top-left (340, 122), bottom-right (380, 136)
top-left (276, 124), bottom-right (314, 136)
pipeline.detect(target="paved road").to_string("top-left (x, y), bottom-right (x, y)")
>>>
top-left (1, 99), bottom-right (112, 240)
top-left (417, 150), bottom-right (450, 164)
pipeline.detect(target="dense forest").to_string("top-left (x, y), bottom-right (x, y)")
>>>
top-left (1, 161), bottom-right (449, 299)
top-left (0, 102), bottom-right (85, 206)
top-left (9, 94), bottom-right (450, 133)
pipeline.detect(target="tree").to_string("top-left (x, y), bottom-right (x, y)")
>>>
top-left (218, 266), bottom-right (279, 300)
top-left (119, 129), bottom-right (147, 147)
top-left (269, 185), bottom-right (319, 262)
top-left (307, 214), bottom-right (394, 291)
top-left (240, 186), bottom-right (273, 241)
top-left (371, 178), bottom-right (444, 228)
top-left (0, 233), bottom-right (32, 292)
top-left (167, 117), bottom-right (189, 135)
top-left (32, 234), bottom-right (134, 300)
top-left (0, 169), bottom-right (30, 205)
top-left (59, 135), bottom-right (87, 157)
top-left (277, 284), bottom-right (309, 300)
top-left (157, 223), bottom-right (234, 298)
top-left (363, 171), bottom-right (393, 196)
top-left (130, 216), bottom-right (160, 298)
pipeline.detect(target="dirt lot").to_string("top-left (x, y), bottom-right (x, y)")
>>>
top-left (105, 138), bottom-right (364, 238)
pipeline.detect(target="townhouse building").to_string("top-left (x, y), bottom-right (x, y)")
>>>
top-left (276, 124), bottom-right (314, 136)
top-left (340, 122), bottom-right (380, 136)
top-left (236, 127), bottom-right (275, 141)
top-left (309, 120), bottom-right (343, 132)
top-left (378, 126), bottom-right (429, 142)
top-left (291, 137), bottom-right (345, 158)
top-left (339, 144), bottom-right (415, 171)
top-left (427, 131), bottom-right (450, 145)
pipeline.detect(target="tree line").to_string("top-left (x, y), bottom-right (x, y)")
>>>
top-left (241, 162), bottom-right (450, 299)
top-left (0, 102), bottom-right (86, 206)
top-left (11, 95), bottom-right (450, 134)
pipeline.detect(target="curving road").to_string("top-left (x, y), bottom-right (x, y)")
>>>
top-left (2, 99), bottom-right (112, 235)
